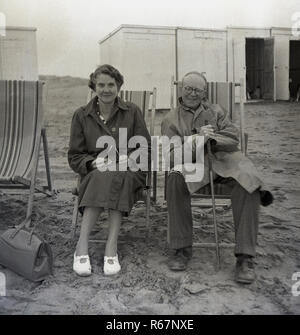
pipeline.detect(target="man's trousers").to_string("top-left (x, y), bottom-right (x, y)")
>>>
top-left (166, 172), bottom-right (261, 257)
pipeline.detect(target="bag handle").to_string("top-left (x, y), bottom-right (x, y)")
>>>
top-left (9, 217), bottom-right (35, 245)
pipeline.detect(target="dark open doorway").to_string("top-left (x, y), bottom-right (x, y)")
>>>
top-left (289, 40), bottom-right (300, 99)
top-left (245, 38), bottom-right (274, 100)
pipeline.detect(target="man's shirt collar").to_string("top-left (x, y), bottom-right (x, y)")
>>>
top-left (178, 97), bottom-right (205, 115)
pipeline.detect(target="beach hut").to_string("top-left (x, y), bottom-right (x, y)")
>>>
top-left (99, 24), bottom-right (300, 108)
top-left (227, 26), bottom-right (300, 101)
top-left (0, 26), bottom-right (38, 81)
top-left (99, 25), bottom-right (227, 109)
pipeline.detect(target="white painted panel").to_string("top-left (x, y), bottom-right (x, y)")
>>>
top-left (274, 35), bottom-right (289, 100)
top-left (99, 30), bottom-right (123, 72)
top-left (0, 29), bottom-right (38, 80)
top-left (100, 27), bottom-right (175, 109)
top-left (121, 29), bottom-right (175, 109)
top-left (177, 29), bottom-right (227, 82)
top-left (233, 37), bottom-right (246, 101)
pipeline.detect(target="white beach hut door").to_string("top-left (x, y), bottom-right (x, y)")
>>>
top-left (263, 38), bottom-right (275, 100)
top-left (274, 36), bottom-right (290, 100)
top-left (0, 39), bottom-right (27, 80)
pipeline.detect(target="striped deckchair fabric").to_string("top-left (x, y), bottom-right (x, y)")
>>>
top-left (0, 81), bottom-right (43, 181)
top-left (120, 89), bottom-right (157, 201)
top-left (0, 80), bottom-right (52, 225)
top-left (119, 90), bottom-right (154, 137)
top-left (119, 91), bottom-right (150, 119)
top-left (206, 82), bottom-right (235, 121)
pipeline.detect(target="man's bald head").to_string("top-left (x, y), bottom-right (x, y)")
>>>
top-left (181, 71), bottom-right (207, 109)
top-left (182, 72), bottom-right (207, 87)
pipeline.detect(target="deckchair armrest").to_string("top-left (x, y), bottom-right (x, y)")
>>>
top-left (244, 132), bottom-right (248, 155)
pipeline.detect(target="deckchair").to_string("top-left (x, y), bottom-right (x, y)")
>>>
top-left (0, 80), bottom-right (52, 227)
top-left (119, 89), bottom-right (157, 202)
top-left (165, 77), bottom-right (247, 268)
top-left (70, 88), bottom-right (157, 241)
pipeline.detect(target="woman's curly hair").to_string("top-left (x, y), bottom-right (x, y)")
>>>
top-left (88, 64), bottom-right (124, 91)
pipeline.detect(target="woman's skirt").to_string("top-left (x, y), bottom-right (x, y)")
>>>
top-left (78, 169), bottom-right (147, 215)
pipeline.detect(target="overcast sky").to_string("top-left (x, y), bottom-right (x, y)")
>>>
top-left (0, 0), bottom-right (299, 78)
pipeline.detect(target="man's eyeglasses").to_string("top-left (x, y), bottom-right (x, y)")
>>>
top-left (183, 86), bottom-right (206, 95)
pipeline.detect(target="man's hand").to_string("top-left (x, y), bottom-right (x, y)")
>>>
top-left (198, 124), bottom-right (215, 143)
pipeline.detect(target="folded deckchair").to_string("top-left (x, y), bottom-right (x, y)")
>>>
top-left (0, 80), bottom-right (52, 226)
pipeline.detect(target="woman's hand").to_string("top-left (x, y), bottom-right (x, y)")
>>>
top-left (95, 157), bottom-right (113, 171)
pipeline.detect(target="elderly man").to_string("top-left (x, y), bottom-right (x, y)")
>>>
top-left (161, 72), bottom-right (273, 284)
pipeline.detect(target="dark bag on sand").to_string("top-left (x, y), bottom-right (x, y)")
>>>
top-left (0, 222), bottom-right (53, 282)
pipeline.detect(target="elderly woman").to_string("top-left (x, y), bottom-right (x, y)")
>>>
top-left (68, 64), bottom-right (151, 276)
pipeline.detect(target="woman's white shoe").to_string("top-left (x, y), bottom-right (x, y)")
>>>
top-left (73, 253), bottom-right (92, 276)
top-left (103, 254), bottom-right (121, 275)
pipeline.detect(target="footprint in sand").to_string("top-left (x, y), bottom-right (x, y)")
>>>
top-left (272, 169), bottom-right (284, 173)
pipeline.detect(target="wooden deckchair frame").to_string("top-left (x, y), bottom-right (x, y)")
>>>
top-left (0, 80), bottom-right (53, 227)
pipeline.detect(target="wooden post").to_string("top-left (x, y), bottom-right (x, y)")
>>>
top-left (71, 197), bottom-right (79, 238)
top-left (175, 27), bottom-right (178, 82)
top-left (239, 78), bottom-right (246, 155)
top-left (25, 81), bottom-right (45, 228)
top-left (170, 75), bottom-right (175, 110)
top-left (25, 123), bottom-right (42, 228)
top-left (274, 65), bottom-right (277, 102)
top-left (150, 88), bottom-right (157, 202)
top-left (145, 182), bottom-right (151, 240)
top-left (232, 39), bottom-right (235, 84)
top-left (150, 88), bottom-right (156, 137)
top-left (42, 128), bottom-right (52, 192)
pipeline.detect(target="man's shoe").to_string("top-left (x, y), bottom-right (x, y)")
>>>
top-left (168, 247), bottom-right (192, 271)
top-left (182, 246), bottom-right (193, 259)
top-left (235, 255), bottom-right (256, 284)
